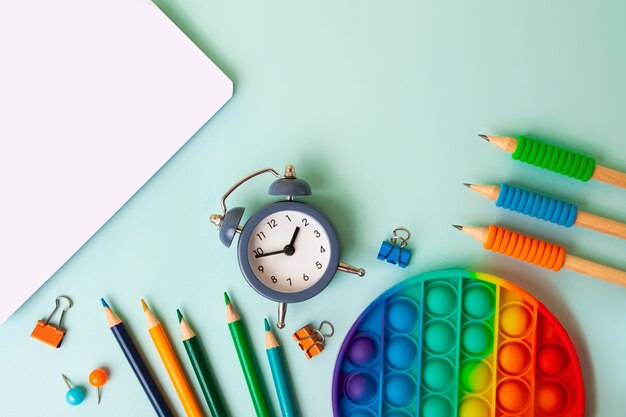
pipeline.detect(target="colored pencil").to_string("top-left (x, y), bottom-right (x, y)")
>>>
top-left (101, 298), bottom-right (174, 417)
top-left (141, 299), bottom-right (204, 417)
top-left (479, 134), bottom-right (626, 189)
top-left (178, 309), bottom-right (228, 417)
top-left (225, 293), bottom-right (271, 417)
top-left (453, 225), bottom-right (626, 287)
top-left (464, 183), bottom-right (626, 240)
top-left (264, 319), bottom-right (298, 417)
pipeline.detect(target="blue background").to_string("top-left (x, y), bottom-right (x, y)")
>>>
top-left (1, 0), bottom-right (625, 416)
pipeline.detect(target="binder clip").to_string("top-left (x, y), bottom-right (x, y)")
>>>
top-left (292, 321), bottom-right (334, 360)
top-left (31, 296), bottom-right (72, 348)
top-left (377, 227), bottom-right (412, 268)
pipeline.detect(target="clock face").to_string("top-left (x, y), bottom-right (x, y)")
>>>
top-left (246, 209), bottom-right (334, 294)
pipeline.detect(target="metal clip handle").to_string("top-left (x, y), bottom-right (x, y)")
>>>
top-left (45, 296), bottom-right (73, 330)
top-left (217, 168), bottom-right (281, 216)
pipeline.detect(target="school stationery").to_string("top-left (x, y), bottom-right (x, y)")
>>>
top-left (377, 227), bottom-right (412, 268)
top-left (102, 298), bottom-right (174, 417)
top-left (225, 293), bottom-right (271, 417)
top-left (31, 296), bottom-right (72, 348)
top-left (89, 368), bottom-right (108, 405)
top-left (264, 319), bottom-right (298, 417)
top-left (292, 321), bottom-right (334, 360)
top-left (479, 135), bottom-right (626, 189)
top-left (0, 0), bottom-right (232, 326)
top-left (178, 309), bottom-right (228, 417)
top-left (210, 165), bottom-right (365, 328)
top-left (464, 183), bottom-right (626, 240)
top-left (454, 225), bottom-right (626, 287)
top-left (61, 374), bottom-right (85, 406)
top-left (332, 269), bottom-right (585, 417)
top-left (142, 300), bottom-right (204, 417)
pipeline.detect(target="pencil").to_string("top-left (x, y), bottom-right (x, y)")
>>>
top-left (264, 319), bottom-right (298, 417)
top-left (464, 183), bottom-right (626, 240)
top-left (479, 134), bottom-right (626, 190)
top-left (453, 224), bottom-right (626, 287)
top-left (141, 299), bottom-right (204, 417)
top-left (178, 309), bottom-right (227, 417)
top-left (225, 293), bottom-right (271, 417)
top-left (101, 298), bottom-right (174, 417)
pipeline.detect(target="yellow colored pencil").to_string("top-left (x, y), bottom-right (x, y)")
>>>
top-left (141, 299), bottom-right (204, 417)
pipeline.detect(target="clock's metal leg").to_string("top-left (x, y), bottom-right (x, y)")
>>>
top-left (277, 302), bottom-right (287, 329)
top-left (338, 262), bottom-right (366, 277)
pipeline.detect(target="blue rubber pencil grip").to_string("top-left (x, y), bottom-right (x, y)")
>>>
top-left (496, 183), bottom-right (578, 227)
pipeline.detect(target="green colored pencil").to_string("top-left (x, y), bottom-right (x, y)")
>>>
top-left (178, 309), bottom-right (228, 417)
top-left (264, 319), bottom-right (299, 417)
top-left (225, 293), bottom-right (270, 417)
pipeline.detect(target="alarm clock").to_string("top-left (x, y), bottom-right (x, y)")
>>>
top-left (210, 165), bottom-right (365, 328)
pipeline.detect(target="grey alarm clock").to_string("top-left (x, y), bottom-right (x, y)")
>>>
top-left (210, 165), bottom-right (365, 328)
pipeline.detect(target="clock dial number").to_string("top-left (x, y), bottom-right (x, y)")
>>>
top-left (286, 277), bottom-right (292, 286)
top-left (302, 218), bottom-right (309, 227)
top-left (271, 275), bottom-right (277, 283)
top-left (254, 248), bottom-right (264, 257)
top-left (258, 265), bottom-right (264, 273)
top-left (285, 214), bottom-right (291, 222)
top-left (256, 231), bottom-right (266, 241)
top-left (316, 261), bottom-right (323, 269)
top-left (303, 273), bottom-right (309, 281)
top-left (320, 245), bottom-right (326, 253)
top-left (314, 230), bottom-right (320, 238)
top-left (267, 219), bottom-right (277, 229)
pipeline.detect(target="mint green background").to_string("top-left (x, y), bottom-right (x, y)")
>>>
top-left (1, 1), bottom-right (626, 416)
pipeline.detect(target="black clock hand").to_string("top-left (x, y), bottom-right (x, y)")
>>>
top-left (288, 227), bottom-right (300, 248)
top-left (255, 249), bottom-right (286, 258)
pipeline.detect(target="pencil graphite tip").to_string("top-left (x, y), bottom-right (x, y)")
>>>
top-left (224, 292), bottom-right (230, 305)
top-left (100, 298), bottom-right (109, 308)
top-left (452, 224), bottom-right (463, 231)
top-left (140, 298), bottom-right (148, 311)
top-left (176, 309), bottom-right (183, 322)
top-left (478, 134), bottom-right (489, 141)
top-left (264, 318), bottom-right (270, 331)
top-left (462, 183), bottom-right (471, 188)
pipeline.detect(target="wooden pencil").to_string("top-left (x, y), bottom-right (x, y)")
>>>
top-left (480, 134), bottom-right (626, 189)
top-left (264, 319), bottom-right (298, 417)
top-left (178, 309), bottom-right (228, 417)
top-left (454, 225), bottom-right (626, 287)
top-left (225, 293), bottom-right (270, 417)
top-left (464, 183), bottom-right (626, 240)
top-left (101, 298), bottom-right (174, 417)
top-left (141, 299), bottom-right (204, 417)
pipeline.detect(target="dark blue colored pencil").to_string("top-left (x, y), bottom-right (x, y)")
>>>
top-left (101, 298), bottom-right (173, 417)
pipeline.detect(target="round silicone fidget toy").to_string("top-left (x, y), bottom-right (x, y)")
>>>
top-left (332, 269), bottom-right (584, 417)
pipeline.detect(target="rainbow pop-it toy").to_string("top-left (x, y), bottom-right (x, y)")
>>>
top-left (332, 270), bottom-right (584, 417)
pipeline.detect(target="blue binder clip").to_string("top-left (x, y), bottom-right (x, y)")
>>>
top-left (377, 227), bottom-right (411, 268)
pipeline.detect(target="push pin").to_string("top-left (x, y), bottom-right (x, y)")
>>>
top-left (89, 368), bottom-right (108, 404)
top-left (292, 321), bottom-right (334, 359)
top-left (377, 227), bottom-right (412, 268)
top-left (61, 374), bottom-right (85, 406)
top-left (31, 296), bottom-right (72, 348)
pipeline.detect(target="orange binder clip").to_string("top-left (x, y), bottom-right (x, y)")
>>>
top-left (31, 296), bottom-right (73, 348)
top-left (292, 321), bottom-right (334, 360)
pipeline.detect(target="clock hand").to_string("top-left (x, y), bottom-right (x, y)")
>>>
top-left (255, 249), bottom-right (286, 258)
top-left (288, 227), bottom-right (300, 248)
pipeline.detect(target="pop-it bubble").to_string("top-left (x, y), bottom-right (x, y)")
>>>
top-left (333, 269), bottom-right (584, 417)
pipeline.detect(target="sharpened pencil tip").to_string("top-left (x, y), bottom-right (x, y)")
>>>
top-left (452, 224), bottom-right (463, 230)
top-left (462, 183), bottom-right (471, 188)
top-left (478, 134), bottom-right (489, 141)
top-left (224, 292), bottom-right (230, 305)
top-left (177, 309), bottom-right (183, 322)
top-left (140, 299), bottom-right (148, 311)
top-left (264, 318), bottom-right (270, 331)
top-left (101, 298), bottom-right (109, 308)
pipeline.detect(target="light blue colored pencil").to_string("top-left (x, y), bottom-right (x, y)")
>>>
top-left (264, 319), bottom-right (299, 417)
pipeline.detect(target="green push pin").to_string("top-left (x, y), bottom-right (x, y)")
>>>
top-left (61, 374), bottom-right (85, 406)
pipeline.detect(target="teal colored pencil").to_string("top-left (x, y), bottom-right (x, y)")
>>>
top-left (264, 319), bottom-right (298, 417)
